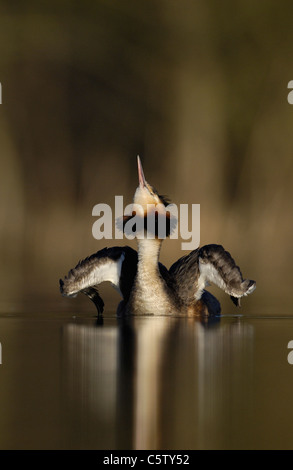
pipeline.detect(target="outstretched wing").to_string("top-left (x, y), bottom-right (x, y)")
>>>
top-left (59, 246), bottom-right (138, 313)
top-left (170, 244), bottom-right (256, 307)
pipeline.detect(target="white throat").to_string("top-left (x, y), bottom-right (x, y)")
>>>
top-left (137, 237), bottom-right (162, 272)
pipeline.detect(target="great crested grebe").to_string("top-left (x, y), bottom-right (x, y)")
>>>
top-left (59, 157), bottom-right (256, 316)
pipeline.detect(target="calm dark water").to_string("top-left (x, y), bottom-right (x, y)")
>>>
top-left (0, 310), bottom-right (293, 449)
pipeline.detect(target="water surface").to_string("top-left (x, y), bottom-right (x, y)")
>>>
top-left (0, 310), bottom-right (293, 449)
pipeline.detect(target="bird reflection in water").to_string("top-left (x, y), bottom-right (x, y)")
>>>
top-left (63, 314), bottom-right (253, 449)
top-left (61, 155), bottom-right (255, 448)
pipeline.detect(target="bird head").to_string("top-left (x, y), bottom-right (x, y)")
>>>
top-left (122, 156), bottom-right (176, 240)
top-left (133, 156), bottom-right (169, 210)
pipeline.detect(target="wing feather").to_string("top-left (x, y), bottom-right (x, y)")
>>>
top-left (170, 244), bottom-right (256, 307)
top-left (59, 246), bottom-right (138, 312)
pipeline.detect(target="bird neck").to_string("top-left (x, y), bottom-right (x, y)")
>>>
top-left (129, 236), bottom-right (173, 316)
top-left (137, 237), bottom-right (162, 275)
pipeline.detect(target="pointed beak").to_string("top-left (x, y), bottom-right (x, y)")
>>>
top-left (137, 155), bottom-right (146, 187)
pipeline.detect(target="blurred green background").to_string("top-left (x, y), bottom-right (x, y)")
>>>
top-left (0, 0), bottom-right (293, 315)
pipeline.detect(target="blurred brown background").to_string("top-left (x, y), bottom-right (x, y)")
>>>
top-left (0, 0), bottom-right (293, 314)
